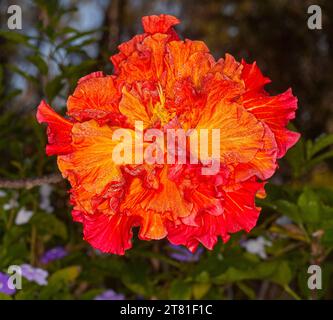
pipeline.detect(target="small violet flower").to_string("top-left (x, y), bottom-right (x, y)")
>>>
top-left (240, 236), bottom-right (272, 259)
top-left (39, 184), bottom-right (54, 213)
top-left (40, 246), bottom-right (68, 264)
top-left (169, 245), bottom-right (204, 262)
top-left (3, 193), bottom-right (19, 211)
top-left (94, 289), bottom-right (125, 300)
top-left (276, 215), bottom-right (293, 226)
top-left (15, 207), bottom-right (34, 225)
top-left (20, 264), bottom-right (48, 286)
top-left (0, 272), bottom-right (16, 296)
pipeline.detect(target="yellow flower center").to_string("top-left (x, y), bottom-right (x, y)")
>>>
top-left (152, 84), bottom-right (175, 126)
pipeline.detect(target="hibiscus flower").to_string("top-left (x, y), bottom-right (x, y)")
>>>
top-left (37, 14), bottom-right (299, 254)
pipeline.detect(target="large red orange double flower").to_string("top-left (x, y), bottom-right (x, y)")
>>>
top-left (37, 15), bottom-right (299, 254)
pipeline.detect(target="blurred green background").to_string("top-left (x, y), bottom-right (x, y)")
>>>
top-left (0, 0), bottom-right (332, 300)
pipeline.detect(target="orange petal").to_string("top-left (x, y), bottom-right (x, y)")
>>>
top-left (142, 14), bottom-right (180, 34)
top-left (137, 209), bottom-right (168, 240)
top-left (234, 123), bottom-right (278, 181)
top-left (122, 169), bottom-right (192, 219)
top-left (111, 34), bottom-right (146, 73)
top-left (115, 34), bottom-right (170, 84)
top-left (67, 75), bottom-right (121, 122)
top-left (119, 86), bottom-right (152, 128)
top-left (194, 101), bottom-right (265, 164)
top-left (165, 40), bottom-right (215, 90)
top-left (213, 53), bottom-right (244, 83)
top-left (58, 120), bottom-right (135, 194)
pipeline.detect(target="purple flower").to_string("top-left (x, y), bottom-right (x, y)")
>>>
top-left (15, 207), bottom-right (33, 225)
top-left (0, 272), bottom-right (16, 296)
top-left (20, 264), bottom-right (48, 286)
top-left (94, 289), bottom-right (125, 300)
top-left (169, 245), bottom-right (204, 262)
top-left (40, 246), bottom-right (68, 264)
top-left (39, 184), bottom-right (54, 213)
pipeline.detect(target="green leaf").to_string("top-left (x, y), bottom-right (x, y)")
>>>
top-left (0, 293), bottom-right (12, 300)
top-left (80, 289), bottom-right (103, 300)
top-left (214, 261), bottom-right (292, 286)
top-left (307, 134), bottom-right (333, 159)
top-left (48, 266), bottom-right (81, 284)
top-left (121, 262), bottom-right (152, 296)
top-left (0, 89), bottom-right (22, 105)
top-left (236, 282), bottom-right (256, 299)
top-left (285, 137), bottom-right (305, 178)
top-left (305, 150), bottom-right (333, 171)
top-left (274, 200), bottom-right (302, 224)
top-left (297, 188), bottom-right (320, 224)
top-left (192, 282), bottom-right (211, 299)
top-left (56, 29), bottom-right (100, 49)
top-left (27, 55), bottom-right (48, 75)
top-left (30, 212), bottom-right (67, 239)
top-left (62, 60), bottom-right (97, 78)
top-left (321, 229), bottom-right (333, 246)
top-left (0, 31), bottom-right (31, 45)
top-left (214, 266), bottom-right (257, 284)
top-left (45, 75), bottom-right (64, 102)
top-left (38, 266), bottom-right (80, 300)
top-left (192, 271), bottom-right (211, 299)
top-left (169, 279), bottom-right (192, 299)
top-left (9, 66), bottom-right (38, 84)
top-left (269, 261), bottom-right (292, 286)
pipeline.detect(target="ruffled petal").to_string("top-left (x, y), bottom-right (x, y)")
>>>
top-left (36, 100), bottom-right (73, 156)
top-left (167, 179), bottom-right (263, 252)
top-left (194, 101), bottom-right (265, 164)
top-left (120, 169), bottom-right (193, 240)
top-left (165, 40), bottom-right (215, 90)
top-left (167, 212), bottom-right (225, 252)
top-left (142, 14), bottom-right (180, 34)
top-left (58, 120), bottom-right (134, 194)
top-left (81, 212), bottom-right (138, 255)
top-left (234, 123), bottom-right (278, 181)
top-left (111, 34), bottom-right (146, 74)
top-left (242, 61), bottom-right (300, 157)
top-left (119, 86), bottom-right (152, 128)
top-left (241, 60), bottom-right (271, 92)
top-left (222, 179), bottom-right (263, 234)
top-left (67, 75), bottom-right (122, 123)
top-left (115, 34), bottom-right (170, 84)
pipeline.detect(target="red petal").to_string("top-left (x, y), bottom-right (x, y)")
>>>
top-left (241, 61), bottom-right (300, 157)
top-left (243, 88), bottom-right (300, 158)
top-left (241, 60), bottom-right (271, 92)
top-left (222, 179), bottom-right (263, 234)
top-left (81, 212), bottom-right (138, 255)
top-left (71, 210), bottom-right (84, 223)
top-left (167, 213), bottom-right (221, 252)
top-left (36, 100), bottom-right (73, 156)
